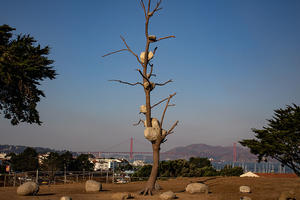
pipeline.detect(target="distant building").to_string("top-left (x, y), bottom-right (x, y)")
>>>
top-left (0, 153), bottom-right (7, 160)
top-left (90, 158), bottom-right (128, 171)
top-left (0, 153), bottom-right (11, 161)
top-left (132, 160), bottom-right (145, 167)
top-left (38, 152), bottom-right (50, 165)
top-left (0, 153), bottom-right (10, 168)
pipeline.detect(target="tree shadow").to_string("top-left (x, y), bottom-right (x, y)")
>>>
top-left (100, 189), bottom-right (111, 192)
top-left (196, 177), bottom-right (217, 184)
top-left (36, 193), bottom-right (55, 196)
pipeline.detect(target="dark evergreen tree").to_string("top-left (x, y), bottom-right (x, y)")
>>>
top-left (189, 157), bottom-right (212, 168)
top-left (60, 151), bottom-right (75, 171)
top-left (0, 24), bottom-right (56, 125)
top-left (73, 154), bottom-right (94, 171)
top-left (240, 104), bottom-right (300, 176)
top-left (40, 152), bottom-right (62, 182)
top-left (133, 157), bottom-right (218, 178)
top-left (219, 165), bottom-right (243, 176)
top-left (40, 152), bottom-right (62, 172)
top-left (10, 147), bottom-right (38, 172)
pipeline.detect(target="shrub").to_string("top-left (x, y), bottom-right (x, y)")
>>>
top-left (220, 165), bottom-right (243, 176)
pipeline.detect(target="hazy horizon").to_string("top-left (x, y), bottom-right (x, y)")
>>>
top-left (1, 0), bottom-right (299, 152)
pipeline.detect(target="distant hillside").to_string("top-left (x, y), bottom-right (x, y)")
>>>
top-left (0, 144), bottom-right (68, 154)
top-left (162, 143), bottom-right (257, 162)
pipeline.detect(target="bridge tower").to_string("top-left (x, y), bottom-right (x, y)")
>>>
top-left (130, 137), bottom-right (133, 160)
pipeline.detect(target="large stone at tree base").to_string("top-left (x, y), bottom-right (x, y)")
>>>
top-left (17, 181), bottom-right (39, 196)
top-left (186, 183), bottom-right (208, 194)
top-left (60, 196), bottom-right (72, 200)
top-left (85, 180), bottom-right (102, 192)
top-left (279, 190), bottom-right (296, 200)
top-left (239, 186), bottom-right (251, 193)
top-left (111, 192), bottom-right (132, 200)
top-left (160, 191), bottom-right (176, 200)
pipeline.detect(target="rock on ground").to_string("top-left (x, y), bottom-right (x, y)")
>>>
top-left (17, 181), bottom-right (39, 196)
top-left (85, 180), bottom-right (102, 192)
top-left (160, 191), bottom-right (176, 200)
top-left (279, 190), bottom-right (296, 200)
top-left (186, 183), bottom-right (209, 194)
top-left (111, 192), bottom-right (132, 200)
top-left (60, 196), bottom-right (72, 200)
top-left (239, 186), bottom-right (251, 193)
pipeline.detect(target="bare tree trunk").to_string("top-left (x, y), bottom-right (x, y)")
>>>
top-left (140, 142), bottom-right (160, 195)
top-left (145, 90), bottom-right (151, 127)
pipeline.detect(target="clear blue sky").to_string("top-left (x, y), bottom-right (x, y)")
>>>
top-left (1, 0), bottom-right (299, 152)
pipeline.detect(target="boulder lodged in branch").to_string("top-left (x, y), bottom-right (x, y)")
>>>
top-left (148, 35), bottom-right (156, 42)
top-left (143, 81), bottom-right (156, 91)
top-left (140, 105), bottom-right (147, 114)
top-left (144, 127), bottom-right (160, 142)
top-left (140, 51), bottom-right (154, 63)
top-left (151, 118), bottom-right (160, 128)
top-left (143, 118), bottom-right (164, 142)
top-left (143, 118), bottom-right (160, 128)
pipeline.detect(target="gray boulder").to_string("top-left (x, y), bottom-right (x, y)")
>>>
top-left (239, 186), bottom-right (251, 193)
top-left (111, 192), bottom-right (132, 200)
top-left (85, 180), bottom-right (102, 192)
top-left (60, 196), bottom-right (72, 200)
top-left (186, 183), bottom-right (208, 194)
top-left (279, 190), bottom-right (296, 200)
top-left (17, 181), bottom-right (39, 196)
top-left (160, 191), bottom-right (176, 200)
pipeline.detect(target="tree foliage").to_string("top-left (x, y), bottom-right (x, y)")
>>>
top-left (40, 152), bottom-right (62, 172)
top-left (40, 152), bottom-right (94, 172)
top-left (0, 24), bottom-right (56, 125)
top-left (7, 147), bottom-right (94, 173)
top-left (133, 157), bottom-right (221, 178)
top-left (10, 147), bottom-right (39, 172)
top-left (219, 165), bottom-right (243, 176)
top-left (240, 104), bottom-right (300, 176)
top-left (72, 154), bottom-right (94, 171)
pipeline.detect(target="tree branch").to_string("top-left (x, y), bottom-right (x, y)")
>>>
top-left (156, 79), bottom-right (172, 86)
top-left (153, 47), bottom-right (158, 55)
top-left (137, 69), bottom-right (151, 85)
top-left (120, 36), bottom-right (143, 65)
top-left (147, 0), bottom-right (151, 14)
top-left (133, 119), bottom-right (145, 126)
top-left (102, 49), bottom-right (128, 58)
top-left (140, 0), bottom-right (147, 19)
top-left (154, 35), bottom-right (176, 42)
top-left (148, 63), bottom-right (154, 78)
top-left (148, 0), bottom-right (162, 17)
top-left (160, 92), bottom-right (176, 128)
top-left (109, 80), bottom-right (143, 86)
top-left (102, 36), bottom-right (144, 66)
top-left (166, 120), bottom-right (179, 136)
top-left (151, 92), bottom-right (176, 109)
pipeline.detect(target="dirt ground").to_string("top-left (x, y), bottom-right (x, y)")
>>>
top-left (0, 176), bottom-right (299, 200)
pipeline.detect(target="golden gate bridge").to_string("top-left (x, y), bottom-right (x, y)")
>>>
top-left (78, 137), bottom-right (184, 160)
top-left (78, 137), bottom-right (238, 161)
